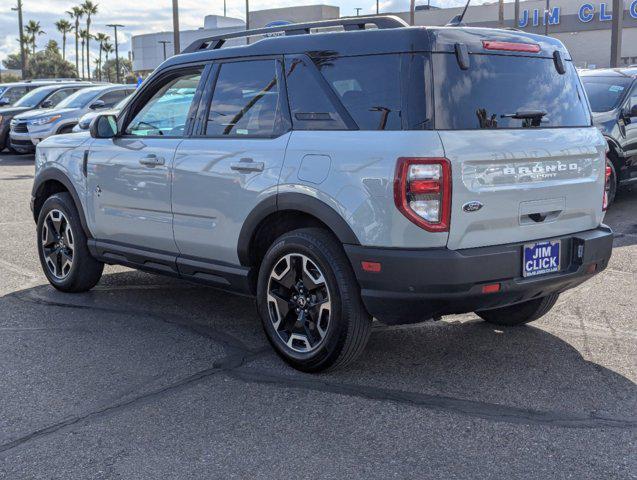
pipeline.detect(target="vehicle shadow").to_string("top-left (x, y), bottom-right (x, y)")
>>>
top-left (9, 271), bottom-right (636, 426)
top-left (607, 183), bottom-right (637, 247)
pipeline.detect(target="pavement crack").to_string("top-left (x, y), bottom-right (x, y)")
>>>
top-left (227, 367), bottom-right (637, 430)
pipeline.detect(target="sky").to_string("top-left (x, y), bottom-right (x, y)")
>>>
top-left (0, 0), bottom-right (474, 67)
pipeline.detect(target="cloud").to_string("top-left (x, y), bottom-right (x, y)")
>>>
top-left (1, 0), bottom-right (495, 69)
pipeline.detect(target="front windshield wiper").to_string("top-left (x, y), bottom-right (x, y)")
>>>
top-left (500, 110), bottom-right (547, 127)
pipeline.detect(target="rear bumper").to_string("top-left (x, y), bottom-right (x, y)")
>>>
top-left (345, 226), bottom-right (613, 325)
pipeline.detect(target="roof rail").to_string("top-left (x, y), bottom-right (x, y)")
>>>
top-left (182, 15), bottom-right (409, 53)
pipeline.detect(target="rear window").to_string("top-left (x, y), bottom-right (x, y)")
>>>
top-left (581, 76), bottom-right (633, 112)
top-left (433, 53), bottom-right (590, 129)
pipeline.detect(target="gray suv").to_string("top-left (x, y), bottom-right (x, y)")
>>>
top-left (10, 84), bottom-right (135, 153)
top-left (30, 17), bottom-right (613, 371)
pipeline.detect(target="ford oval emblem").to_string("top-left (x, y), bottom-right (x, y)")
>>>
top-left (462, 201), bottom-right (483, 213)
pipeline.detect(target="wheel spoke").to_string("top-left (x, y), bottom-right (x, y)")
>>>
top-left (302, 257), bottom-right (325, 291)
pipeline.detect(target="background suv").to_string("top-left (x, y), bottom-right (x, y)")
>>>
top-left (0, 80), bottom-right (71, 107)
top-left (0, 83), bottom-right (90, 152)
top-left (10, 84), bottom-right (135, 153)
top-left (581, 67), bottom-right (637, 204)
top-left (30, 17), bottom-right (613, 372)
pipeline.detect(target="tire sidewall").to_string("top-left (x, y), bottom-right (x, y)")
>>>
top-left (257, 232), bottom-right (349, 369)
top-left (36, 193), bottom-right (88, 290)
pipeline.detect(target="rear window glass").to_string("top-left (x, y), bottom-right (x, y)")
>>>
top-left (581, 76), bottom-right (633, 112)
top-left (316, 54), bottom-right (403, 130)
top-left (433, 53), bottom-right (590, 129)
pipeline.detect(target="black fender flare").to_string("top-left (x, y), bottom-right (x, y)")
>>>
top-left (604, 135), bottom-right (623, 158)
top-left (237, 192), bottom-right (360, 266)
top-left (32, 168), bottom-right (91, 237)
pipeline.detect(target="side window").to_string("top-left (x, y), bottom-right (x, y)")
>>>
top-left (125, 69), bottom-right (202, 137)
top-left (99, 90), bottom-right (129, 108)
top-left (4, 86), bottom-right (28, 104)
top-left (205, 60), bottom-right (281, 137)
top-left (47, 88), bottom-right (78, 106)
top-left (317, 55), bottom-right (403, 130)
top-left (285, 57), bottom-right (347, 131)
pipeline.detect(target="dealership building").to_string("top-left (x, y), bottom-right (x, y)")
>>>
top-left (131, 0), bottom-right (637, 74)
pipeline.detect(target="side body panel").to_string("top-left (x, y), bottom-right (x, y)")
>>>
top-left (280, 130), bottom-right (448, 249)
top-left (172, 134), bottom-right (291, 264)
top-left (85, 137), bottom-right (182, 253)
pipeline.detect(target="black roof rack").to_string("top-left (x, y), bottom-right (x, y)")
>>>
top-left (182, 15), bottom-right (408, 53)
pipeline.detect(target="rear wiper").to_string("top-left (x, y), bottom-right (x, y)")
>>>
top-left (500, 110), bottom-right (547, 120)
top-left (500, 110), bottom-right (547, 127)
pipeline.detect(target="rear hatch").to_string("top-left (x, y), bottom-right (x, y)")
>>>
top-left (431, 40), bottom-right (606, 250)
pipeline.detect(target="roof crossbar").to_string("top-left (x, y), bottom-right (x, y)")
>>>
top-left (182, 15), bottom-right (409, 53)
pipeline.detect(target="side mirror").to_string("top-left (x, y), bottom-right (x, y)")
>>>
top-left (90, 114), bottom-right (118, 139)
top-left (90, 99), bottom-right (106, 110)
top-left (630, 105), bottom-right (637, 118)
top-left (40, 100), bottom-right (53, 109)
top-left (0, 98), bottom-right (10, 106)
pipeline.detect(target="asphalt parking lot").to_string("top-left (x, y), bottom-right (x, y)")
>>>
top-left (0, 152), bottom-right (635, 479)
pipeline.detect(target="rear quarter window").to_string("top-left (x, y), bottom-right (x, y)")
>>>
top-left (433, 53), bottom-right (590, 129)
top-left (316, 54), bottom-right (403, 130)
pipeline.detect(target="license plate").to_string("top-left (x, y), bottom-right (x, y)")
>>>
top-left (523, 240), bottom-right (561, 278)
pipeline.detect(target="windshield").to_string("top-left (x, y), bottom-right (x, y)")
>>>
top-left (433, 53), bottom-right (591, 129)
top-left (14, 87), bottom-right (55, 107)
top-left (581, 76), bottom-right (633, 112)
top-left (56, 88), bottom-right (102, 109)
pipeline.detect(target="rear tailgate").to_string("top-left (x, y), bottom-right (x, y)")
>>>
top-left (440, 128), bottom-right (606, 250)
top-left (431, 42), bottom-right (606, 250)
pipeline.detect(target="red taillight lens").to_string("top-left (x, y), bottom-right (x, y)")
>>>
top-left (482, 40), bottom-right (541, 53)
top-left (603, 162), bottom-right (612, 211)
top-left (394, 157), bottom-right (451, 232)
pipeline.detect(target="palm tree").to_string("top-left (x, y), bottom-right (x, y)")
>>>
top-left (79, 28), bottom-right (89, 79)
top-left (81, 1), bottom-right (98, 80)
top-left (24, 20), bottom-right (45, 55)
top-left (54, 19), bottom-right (73, 61)
top-left (93, 58), bottom-right (101, 80)
top-left (102, 41), bottom-right (113, 81)
top-left (67, 6), bottom-right (84, 78)
top-left (94, 32), bottom-right (109, 81)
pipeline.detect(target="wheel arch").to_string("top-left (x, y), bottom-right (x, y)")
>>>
top-left (32, 169), bottom-right (91, 237)
top-left (237, 193), bottom-right (360, 268)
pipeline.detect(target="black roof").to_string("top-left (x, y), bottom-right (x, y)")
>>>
top-left (579, 67), bottom-right (637, 78)
top-left (160, 24), bottom-right (570, 71)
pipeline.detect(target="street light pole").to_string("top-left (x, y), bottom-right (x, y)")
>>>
top-left (158, 40), bottom-right (171, 60)
top-left (11, 0), bottom-right (26, 78)
top-left (610, 0), bottom-right (623, 67)
top-left (172, 0), bottom-right (181, 54)
top-left (224, 0), bottom-right (227, 17)
top-left (376, 0), bottom-right (379, 15)
top-left (106, 23), bottom-right (124, 83)
top-left (544, 0), bottom-right (550, 36)
top-left (355, 7), bottom-right (362, 16)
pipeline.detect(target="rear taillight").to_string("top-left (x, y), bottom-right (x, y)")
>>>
top-left (482, 40), bottom-right (541, 53)
top-left (394, 158), bottom-right (451, 232)
top-left (603, 161), bottom-right (612, 211)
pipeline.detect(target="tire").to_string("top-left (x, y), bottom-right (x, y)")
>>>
top-left (256, 228), bottom-right (372, 372)
top-left (476, 293), bottom-right (560, 326)
top-left (37, 192), bottom-right (104, 292)
top-left (606, 159), bottom-right (618, 207)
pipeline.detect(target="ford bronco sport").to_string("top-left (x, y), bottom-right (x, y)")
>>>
top-left (31, 16), bottom-right (614, 371)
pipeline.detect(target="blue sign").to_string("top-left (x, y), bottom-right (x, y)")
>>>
top-left (519, 0), bottom-right (637, 27)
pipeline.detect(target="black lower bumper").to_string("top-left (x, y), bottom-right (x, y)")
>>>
top-left (345, 226), bottom-right (613, 325)
top-left (9, 138), bottom-right (35, 153)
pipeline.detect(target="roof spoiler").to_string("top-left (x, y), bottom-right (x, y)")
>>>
top-left (182, 15), bottom-right (409, 53)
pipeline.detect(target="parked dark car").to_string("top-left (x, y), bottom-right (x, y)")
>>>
top-left (581, 67), bottom-right (637, 204)
top-left (0, 83), bottom-right (90, 152)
